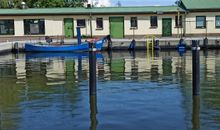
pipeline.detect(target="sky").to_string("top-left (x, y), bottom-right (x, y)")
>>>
top-left (88, 0), bottom-right (177, 7)
top-left (111, 0), bottom-right (176, 6)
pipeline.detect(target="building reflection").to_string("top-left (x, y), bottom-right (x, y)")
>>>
top-left (0, 50), bottom-right (220, 129)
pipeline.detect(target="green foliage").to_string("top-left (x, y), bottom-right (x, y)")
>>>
top-left (0, 0), bottom-right (87, 8)
top-left (0, 0), bottom-right (10, 8)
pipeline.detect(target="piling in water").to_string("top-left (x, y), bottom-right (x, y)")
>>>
top-left (203, 37), bottom-right (208, 49)
top-left (192, 40), bottom-right (200, 96)
top-left (12, 42), bottom-right (19, 53)
top-left (89, 42), bottom-right (97, 95)
top-left (89, 41), bottom-right (98, 130)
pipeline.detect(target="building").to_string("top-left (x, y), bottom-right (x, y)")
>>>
top-left (0, 0), bottom-right (219, 39)
top-left (179, 0), bottom-right (220, 37)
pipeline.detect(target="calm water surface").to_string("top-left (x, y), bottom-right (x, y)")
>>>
top-left (0, 50), bottom-right (220, 130)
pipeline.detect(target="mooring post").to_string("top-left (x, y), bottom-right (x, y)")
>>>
top-left (89, 41), bottom-right (97, 95)
top-left (77, 27), bottom-right (81, 45)
top-left (192, 40), bottom-right (200, 96)
top-left (106, 35), bottom-right (112, 51)
top-left (89, 41), bottom-right (98, 130)
top-left (203, 37), bottom-right (208, 49)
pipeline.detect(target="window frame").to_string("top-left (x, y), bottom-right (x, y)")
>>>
top-left (196, 16), bottom-right (206, 28)
top-left (96, 18), bottom-right (103, 30)
top-left (216, 15), bottom-right (220, 28)
top-left (150, 16), bottom-right (158, 28)
top-left (175, 15), bottom-right (183, 28)
top-left (0, 19), bottom-right (15, 35)
top-left (130, 17), bottom-right (138, 29)
top-left (23, 19), bottom-right (45, 35)
top-left (77, 19), bottom-right (86, 28)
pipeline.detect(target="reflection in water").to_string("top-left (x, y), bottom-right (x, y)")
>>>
top-left (90, 95), bottom-right (98, 130)
top-left (0, 51), bottom-right (220, 130)
top-left (192, 96), bottom-right (200, 130)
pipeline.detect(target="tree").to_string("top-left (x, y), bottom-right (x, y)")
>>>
top-left (0, 0), bottom-right (10, 8)
top-left (65, 0), bottom-right (88, 7)
top-left (0, 0), bottom-right (88, 8)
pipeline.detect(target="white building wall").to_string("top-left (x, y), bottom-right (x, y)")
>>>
top-left (185, 12), bottom-right (220, 35)
top-left (2, 11), bottom-right (220, 37)
top-left (92, 15), bottom-right (109, 36)
top-left (123, 14), bottom-right (183, 37)
top-left (14, 17), bottom-right (24, 36)
top-left (45, 16), bottom-right (63, 36)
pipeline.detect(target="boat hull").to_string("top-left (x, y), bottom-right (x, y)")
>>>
top-left (25, 38), bottom-right (105, 52)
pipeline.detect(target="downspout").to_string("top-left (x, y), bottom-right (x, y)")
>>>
top-left (177, 8), bottom-right (180, 38)
top-left (90, 12), bottom-right (93, 38)
top-left (183, 11), bottom-right (187, 37)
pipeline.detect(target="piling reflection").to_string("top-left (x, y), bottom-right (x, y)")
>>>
top-left (192, 96), bottom-right (200, 130)
top-left (90, 94), bottom-right (98, 130)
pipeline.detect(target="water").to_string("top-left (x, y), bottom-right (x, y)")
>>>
top-left (0, 50), bottom-right (220, 130)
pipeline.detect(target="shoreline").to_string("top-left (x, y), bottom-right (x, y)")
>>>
top-left (1, 37), bottom-right (220, 53)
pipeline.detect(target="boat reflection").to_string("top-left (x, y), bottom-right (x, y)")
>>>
top-left (25, 52), bottom-right (104, 60)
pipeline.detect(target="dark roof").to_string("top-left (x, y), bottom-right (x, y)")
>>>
top-left (0, 6), bottom-right (185, 15)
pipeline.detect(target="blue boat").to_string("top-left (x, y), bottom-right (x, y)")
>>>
top-left (25, 37), bottom-right (107, 52)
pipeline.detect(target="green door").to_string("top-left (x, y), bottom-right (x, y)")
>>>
top-left (109, 17), bottom-right (124, 38)
top-left (64, 18), bottom-right (73, 38)
top-left (162, 18), bottom-right (172, 37)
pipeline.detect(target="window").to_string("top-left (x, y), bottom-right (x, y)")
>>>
top-left (130, 17), bottom-right (137, 28)
top-left (24, 19), bottom-right (45, 35)
top-left (150, 16), bottom-right (158, 27)
top-left (96, 18), bottom-right (103, 29)
top-left (196, 16), bottom-right (206, 28)
top-left (77, 19), bottom-right (86, 27)
top-left (216, 16), bottom-right (220, 28)
top-left (175, 15), bottom-right (182, 27)
top-left (0, 20), bottom-right (14, 35)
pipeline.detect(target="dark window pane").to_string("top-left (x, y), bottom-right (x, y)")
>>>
top-left (196, 16), bottom-right (206, 28)
top-left (130, 17), bottom-right (137, 28)
top-left (175, 15), bottom-right (182, 27)
top-left (150, 16), bottom-right (157, 27)
top-left (77, 19), bottom-right (86, 27)
top-left (0, 20), bottom-right (14, 35)
top-left (24, 19), bottom-right (45, 35)
top-left (216, 16), bottom-right (220, 28)
top-left (96, 18), bottom-right (103, 29)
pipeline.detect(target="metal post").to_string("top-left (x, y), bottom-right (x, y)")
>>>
top-left (90, 13), bottom-right (93, 38)
top-left (77, 27), bottom-right (81, 45)
top-left (192, 96), bottom-right (200, 130)
top-left (192, 40), bottom-right (200, 96)
top-left (89, 42), bottom-right (97, 95)
top-left (89, 41), bottom-right (98, 129)
top-left (177, 9), bottom-right (180, 38)
top-left (203, 37), bottom-right (208, 49)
